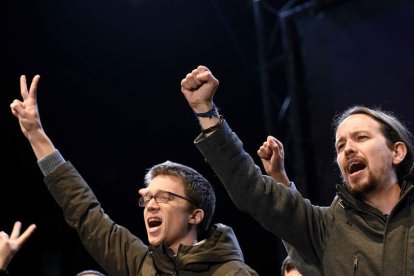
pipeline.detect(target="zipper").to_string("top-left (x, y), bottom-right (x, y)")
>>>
top-left (353, 254), bottom-right (359, 275)
top-left (338, 198), bottom-right (387, 225)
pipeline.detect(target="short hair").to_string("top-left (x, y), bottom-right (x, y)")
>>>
top-left (144, 161), bottom-right (216, 236)
top-left (281, 255), bottom-right (297, 275)
top-left (333, 106), bottom-right (414, 184)
top-left (76, 270), bottom-right (106, 276)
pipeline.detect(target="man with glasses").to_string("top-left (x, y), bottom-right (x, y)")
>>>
top-left (10, 75), bottom-right (258, 275)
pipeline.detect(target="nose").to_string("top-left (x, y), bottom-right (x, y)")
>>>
top-left (344, 140), bottom-right (357, 158)
top-left (146, 197), bottom-right (159, 210)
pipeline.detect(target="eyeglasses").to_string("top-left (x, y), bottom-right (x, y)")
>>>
top-left (138, 191), bottom-right (197, 207)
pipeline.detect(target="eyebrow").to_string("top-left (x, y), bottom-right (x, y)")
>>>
top-left (335, 135), bottom-right (346, 148)
top-left (144, 190), bottom-right (184, 197)
top-left (143, 189), bottom-right (165, 196)
top-left (335, 130), bottom-right (371, 144)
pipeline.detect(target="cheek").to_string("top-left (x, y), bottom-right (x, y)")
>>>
top-left (163, 208), bottom-right (184, 226)
top-left (379, 155), bottom-right (394, 173)
top-left (168, 210), bottom-right (190, 229)
top-left (368, 146), bottom-right (392, 168)
top-left (336, 155), bottom-right (345, 173)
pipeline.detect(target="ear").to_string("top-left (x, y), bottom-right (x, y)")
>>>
top-left (188, 209), bottom-right (204, 225)
top-left (138, 188), bottom-right (147, 196)
top-left (392, 142), bottom-right (407, 165)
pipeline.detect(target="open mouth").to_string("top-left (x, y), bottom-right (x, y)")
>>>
top-left (349, 162), bottom-right (366, 175)
top-left (148, 217), bottom-right (162, 228)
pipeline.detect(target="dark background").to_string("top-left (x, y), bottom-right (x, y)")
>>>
top-left (2, 0), bottom-right (414, 275)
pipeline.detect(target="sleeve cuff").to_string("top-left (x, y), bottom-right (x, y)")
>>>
top-left (37, 149), bottom-right (66, 176)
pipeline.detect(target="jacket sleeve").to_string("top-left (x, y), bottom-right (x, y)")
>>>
top-left (44, 162), bottom-right (148, 276)
top-left (195, 121), bottom-right (333, 267)
top-left (283, 240), bottom-right (323, 276)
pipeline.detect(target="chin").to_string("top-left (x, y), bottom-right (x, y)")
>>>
top-left (349, 182), bottom-right (376, 197)
top-left (147, 233), bottom-right (164, 246)
top-left (148, 238), bottom-right (163, 246)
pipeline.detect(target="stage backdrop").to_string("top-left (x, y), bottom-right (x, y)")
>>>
top-left (280, 0), bottom-right (414, 205)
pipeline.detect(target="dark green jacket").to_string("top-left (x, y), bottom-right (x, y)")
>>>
top-left (44, 162), bottom-right (258, 276)
top-left (195, 121), bottom-right (414, 275)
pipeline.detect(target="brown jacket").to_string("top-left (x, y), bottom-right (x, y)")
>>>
top-left (44, 162), bottom-right (258, 276)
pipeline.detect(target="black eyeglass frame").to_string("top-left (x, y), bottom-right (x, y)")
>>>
top-left (138, 190), bottom-right (197, 208)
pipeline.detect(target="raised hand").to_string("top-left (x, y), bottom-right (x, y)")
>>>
top-left (10, 75), bottom-right (55, 160)
top-left (180, 65), bottom-right (219, 113)
top-left (10, 75), bottom-right (42, 140)
top-left (0, 222), bottom-right (36, 270)
top-left (257, 136), bottom-right (290, 186)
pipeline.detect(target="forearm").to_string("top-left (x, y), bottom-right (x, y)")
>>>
top-left (195, 121), bottom-right (288, 218)
top-left (269, 172), bottom-right (290, 186)
top-left (26, 129), bottom-right (56, 161)
top-left (44, 162), bottom-right (147, 274)
top-left (38, 150), bottom-right (148, 274)
top-left (197, 116), bottom-right (221, 131)
top-left (193, 103), bottom-right (222, 136)
top-left (195, 121), bottom-right (318, 241)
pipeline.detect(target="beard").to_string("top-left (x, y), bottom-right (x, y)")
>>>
top-left (341, 172), bottom-right (378, 198)
top-left (348, 180), bottom-right (378, 198)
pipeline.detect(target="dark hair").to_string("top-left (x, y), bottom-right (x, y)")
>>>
top-left (333, 106), bottom-right (414, 184)
top-left (76, 270), bottom-right (106, 276)
top-left (281, 255), bottom-right (297, 275)
top-left (144, 161), bottom-right (216, 237)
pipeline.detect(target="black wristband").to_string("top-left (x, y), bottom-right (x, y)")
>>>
top-left (194, 104), bottom-right (219, 119)
top-left (201, 116), bottom-right (224, 135)
top-left (0, 269), bottom-right (9, 275)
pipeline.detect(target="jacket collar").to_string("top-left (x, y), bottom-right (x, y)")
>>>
top-left (147, 223), bottom-right (244, 274)
top-left (336, 178), bottom-right (414, 216)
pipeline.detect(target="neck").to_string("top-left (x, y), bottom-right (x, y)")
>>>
top-left (169, 227), bottom-right (198, 255)
top-left (363, 181), bottom-right (401, 215)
